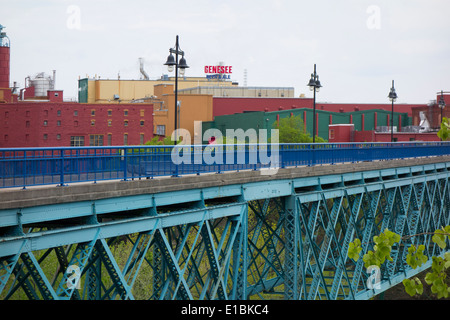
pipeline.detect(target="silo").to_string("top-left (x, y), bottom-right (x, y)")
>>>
top-left (0, 24), bottom-right (10, 89)
top-left (28, 72), bottom-right (55, 97)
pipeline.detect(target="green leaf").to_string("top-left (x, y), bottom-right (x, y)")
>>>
top-left (348, 238), bottom-right (362, 261)
top-left (403, 278), bottom-right (423, 297)
top-left (432, 229), bottom-right (447, 249)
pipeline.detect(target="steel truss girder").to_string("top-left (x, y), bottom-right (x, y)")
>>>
top-left (292, 176), bottom-right (450, 300)
top-left (1, 161), bottom-right (450, 300)
top-left (0, 194), bottom-right (248, 300)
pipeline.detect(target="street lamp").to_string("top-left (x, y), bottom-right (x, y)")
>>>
top-left (307, 64), bottom-right (322, 143)
top-left (388, 80), bottom-right (398, 142)
top-left (438, 90), bottom-right (446, 125)
top-left (164, 35), bottom-right (189, 144)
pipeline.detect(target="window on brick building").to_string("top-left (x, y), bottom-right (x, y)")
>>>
top-left (156, 125), bottom-right (166, 136)
top-left (70, 136), bottom-right (85, 146)
top-left (89, 135), bottom-right (104, 146)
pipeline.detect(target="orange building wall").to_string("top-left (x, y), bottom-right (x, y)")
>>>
top-left (153, 84), bottom-right (213, 143)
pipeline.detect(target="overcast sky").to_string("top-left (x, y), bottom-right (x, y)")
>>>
top-left (2, 0), bottom-right (450, 104)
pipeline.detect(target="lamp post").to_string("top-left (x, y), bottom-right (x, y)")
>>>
top-left (307, 64), bottom-right (322, 143)
top-left (388, 80), bottom-right (398, 142)
top-left (164, 35), bottom-right (189, 144)
top-left (438, 90), bottom-right (446, 125)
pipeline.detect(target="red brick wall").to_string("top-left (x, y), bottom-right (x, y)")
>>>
top-left (213, 97), bottom-right (424, 118)
top-left (0, 102), bottom-right (153, 148)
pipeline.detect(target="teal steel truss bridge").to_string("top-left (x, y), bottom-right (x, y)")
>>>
top-left (1, 145), bottom-right (450, 300)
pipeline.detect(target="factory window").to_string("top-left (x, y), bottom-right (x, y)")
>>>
top-left (91, 120), bottom-right (95, 126)
top-left (124, 120), bottom-right (128, 127)
top-left (107, 134), bottom-right (112, 146)
top-left (156, 125), bottom-right (166, 136)
top-left (56, 134), bottom-right (61, 140)
top-left (57, 110), bottom-right (61, 116)
top-left (108, 109), bottom-right (112, 116)
top-left (89, 134), bottom-right (104, 146)
top-left (74, 110), bottom-right (78, 116)
top-left (140, 120), bottom-right (144, 126)
top-left (70, 136), bottom-right (85, 146)
top-left (124, 110), bottom-right (129, 116)
top-left (43, 120), bottom-right (48, 126)
top-left (108, 119), bottom-right (112, 127)
top-left (91, 109), bottom-right (96, 116)
top-left (57, 120), bottom-right (61, 126)
top-left (43, 134), bottom-right (48, 140)
top-left (124, 134), bottom-right (128, 145)
top-left (26, 121), bottom-right (30, 128)
top-left (140, 109), bottom-right (145, 117)
top-left (140, 134), bottom-right (144, 145)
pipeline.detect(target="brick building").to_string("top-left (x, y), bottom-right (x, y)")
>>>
top-left (1, 97), bottom-right (153, 148)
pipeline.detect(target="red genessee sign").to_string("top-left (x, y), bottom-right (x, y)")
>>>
top-left (204, 66), bottom-right (233, 74)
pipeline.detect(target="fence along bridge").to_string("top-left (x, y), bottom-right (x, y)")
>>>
top-left (1, 142), bottom-right (450, 300)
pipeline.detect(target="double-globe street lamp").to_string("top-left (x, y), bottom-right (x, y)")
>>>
top-left (307, 64), bottom-right (322, 143)
top-left (388, 80), bottom-right (398, 142)
top-left (164, 35), bottom-right (189, 144)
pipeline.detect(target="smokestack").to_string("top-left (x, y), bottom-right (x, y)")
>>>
top-left (139, 58), bottom-right (149, 80)
top-left (0, 24), bottom-right (11, 89)
top-left (52, 70), bottom-right (56, 89)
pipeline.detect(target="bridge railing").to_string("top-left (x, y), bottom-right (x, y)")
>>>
top-left (1, 142), bottom-right (449, 188)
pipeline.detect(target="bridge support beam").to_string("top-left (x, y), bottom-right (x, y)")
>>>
top-left (1, 160), bottom-right (450, 300)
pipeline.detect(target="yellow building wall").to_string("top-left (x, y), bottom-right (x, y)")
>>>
top-left (87, 80), bottom-right (96, 103)
top-left (86, 77), bottom-right (235, 103)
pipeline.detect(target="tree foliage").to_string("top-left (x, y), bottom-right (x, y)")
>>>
top-left (437, 117), bottom-right (450, 141)
top-left (274, 115), bottom-right (326, 143)
top-left (348, 226), bottom-right (450, 299)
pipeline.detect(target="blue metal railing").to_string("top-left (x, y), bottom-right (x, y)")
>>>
top-left (1, 142), bottom-right (450, 188)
